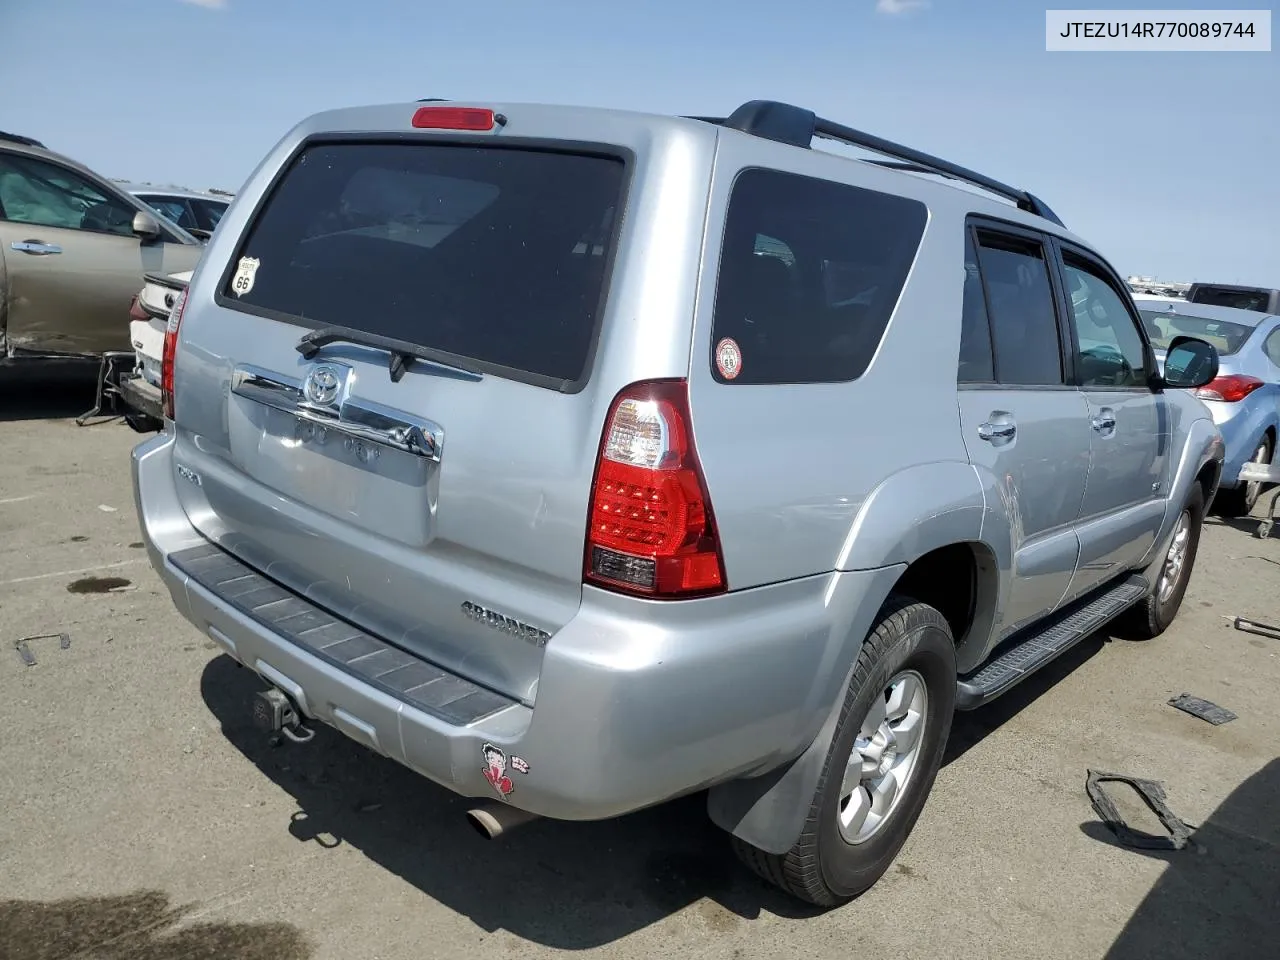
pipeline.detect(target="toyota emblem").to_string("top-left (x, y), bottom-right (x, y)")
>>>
top-left (302, 364), bottom-right (343, 407)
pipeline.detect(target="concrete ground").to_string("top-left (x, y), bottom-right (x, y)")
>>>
top-left (2, 377), bottom-right (1277, 960)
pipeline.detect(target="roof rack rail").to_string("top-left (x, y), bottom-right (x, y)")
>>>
top-left (687, 100), bottom-right (1065, 228)
top-left (0, 130), bottom-right (45, 149)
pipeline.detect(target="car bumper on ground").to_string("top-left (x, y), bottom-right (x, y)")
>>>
top-left (131, 432), bottom-right (884, 821)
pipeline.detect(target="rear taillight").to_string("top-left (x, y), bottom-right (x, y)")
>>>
top-left (584, 379), bottom-right (726, 599)
top-left (128, 295), bottom-right (147, 322)
top-left (1195, 374), bottom-right (1265, 403)
top-left (161, 288), bottom-right (188, 420)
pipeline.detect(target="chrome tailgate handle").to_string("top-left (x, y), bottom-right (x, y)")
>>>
top-left (231, 364), bottom-right (444, 462)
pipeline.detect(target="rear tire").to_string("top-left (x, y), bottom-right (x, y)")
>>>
top-left (1214, 433), bottom-right (1273, 517)
top-left (731, 596), bottom-right (956, 906)
top-left (1124, 484), bottom-right (1204, 640)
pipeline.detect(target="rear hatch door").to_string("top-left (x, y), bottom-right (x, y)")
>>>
top-left (170, 132), bottom-right (631, 704)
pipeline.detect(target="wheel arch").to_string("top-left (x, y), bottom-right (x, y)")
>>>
top-left (708, 464), bottom-right (1004, 855)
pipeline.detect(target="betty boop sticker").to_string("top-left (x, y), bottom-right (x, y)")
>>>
top-left (715, 337), bottom-right (742, 380)
top-left (481, 742), bottom-right (529, 800)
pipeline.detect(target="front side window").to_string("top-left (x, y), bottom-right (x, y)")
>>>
top-left (1063, 255), bottom-right (1148, 388)
top-left (0, 153), bottom-right (136, 236)
top-left (709, 168), bottom-right (927, 385)
top-left (141, 195), bottom-right (197, 229)
top-left (195, 199), bottom-right (228, 230)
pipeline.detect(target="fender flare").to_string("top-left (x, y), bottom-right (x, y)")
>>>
top-left (707, 461), bottom-right (988, 855)
top-left (1139, 415), bottom-right (1223, 574)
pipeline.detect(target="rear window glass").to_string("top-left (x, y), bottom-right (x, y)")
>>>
top-left (1189, 287), bottom-right (1275, 312)
top-left (709, 168), bottom-right (927, 385)
top-left (223, 141), bottom-right (626, 387)
top-left (1138, 309), bottom-right (1253, 356)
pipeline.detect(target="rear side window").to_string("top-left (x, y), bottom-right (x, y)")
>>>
top-left (1189, 286), bottom-right (1275, 313)
top-left (222, 141), bottom-right (626, 388)
top-left (709, 168), bottom-right (927, 384)
top-left (973, 230), bottom-right (1063, 385)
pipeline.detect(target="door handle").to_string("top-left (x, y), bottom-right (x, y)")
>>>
top-left (1092, 410), bottom-right (1117, 433)
top-left (978, 421), bottom-right (1017, 442)
top-left (10, 239), bottom-right (62, 256)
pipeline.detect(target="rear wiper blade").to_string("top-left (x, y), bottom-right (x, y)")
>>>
top-left (295, 326), bottom-right (483, 384)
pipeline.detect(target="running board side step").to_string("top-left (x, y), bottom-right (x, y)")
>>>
top-left (956, 574), bottom-right (1149, 710)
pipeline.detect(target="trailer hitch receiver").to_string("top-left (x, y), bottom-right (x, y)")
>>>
top-left (253, 687), bottom-right (315, 744)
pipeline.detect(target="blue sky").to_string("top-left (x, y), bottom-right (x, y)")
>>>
top-left (2, 0), bottom-right (1276, 283)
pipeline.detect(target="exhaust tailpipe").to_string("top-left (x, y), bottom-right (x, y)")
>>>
top-left (466, 802), bottom-right (540, 839)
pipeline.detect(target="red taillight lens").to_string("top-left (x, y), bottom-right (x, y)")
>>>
top-left (585, 379), bottom-right (726, 599)
top-left (128, 295), bottom-right (147, 322)
top-left (161, 288), bottom-right (188, 420)
top-left (1195, 374), bottom-right (1265, 403)
top-left (411, 106), bottom-right (496, 131)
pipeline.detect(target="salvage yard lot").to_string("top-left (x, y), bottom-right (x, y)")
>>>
top-left (2, 379), bottom-right (1278, 960)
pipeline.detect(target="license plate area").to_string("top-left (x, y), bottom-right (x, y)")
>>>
top-left (228, 401), bottom-right (435, 547)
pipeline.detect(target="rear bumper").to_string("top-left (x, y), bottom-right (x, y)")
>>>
top-left (131, 432), bottom-right (886, 821)
top-left (120, 374), bottom-right (163, 422)
top-left (1207, 400), bottom-right (1275, 487)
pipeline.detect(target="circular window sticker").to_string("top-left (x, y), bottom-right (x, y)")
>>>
top-left (715, 337), bottom-right (743, 380)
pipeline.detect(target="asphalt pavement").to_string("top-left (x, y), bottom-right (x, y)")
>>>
top-left (2, 376), bottom-right (1277, 960)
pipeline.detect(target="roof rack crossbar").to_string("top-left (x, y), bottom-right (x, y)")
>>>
top-left (692, 100), bottom-right (1065, 228)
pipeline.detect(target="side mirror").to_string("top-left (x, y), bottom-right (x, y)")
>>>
top-left (1161, 335), bottom-right (1219, 390)
top-left (131, 210), bottom-right (162, 243)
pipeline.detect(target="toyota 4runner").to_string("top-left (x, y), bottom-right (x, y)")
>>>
top-left (131, 98), bottom-right (1226, 906)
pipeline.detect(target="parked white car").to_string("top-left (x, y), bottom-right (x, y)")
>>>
top-left (119, 269), bottom-right (191, 430)
top-left (121, 183), bottom-right (232, 240)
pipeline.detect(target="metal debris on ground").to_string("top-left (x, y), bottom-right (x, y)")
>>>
top-left (1232, 616), bottom-right (1280, 641)
top-left (12, 633), bottom-right (72, 667)
top-left (1167, 692), bottom-right (1237, 725)
top-left (1085, 769), bottom-right (1193, 852)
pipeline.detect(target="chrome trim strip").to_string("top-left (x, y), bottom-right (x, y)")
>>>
top-left (231, 364), bottom-right (444, 462)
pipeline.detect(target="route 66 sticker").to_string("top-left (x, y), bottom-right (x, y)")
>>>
top-left (231, 256), bottom-right (260, 297)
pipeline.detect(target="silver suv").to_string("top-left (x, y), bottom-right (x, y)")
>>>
top-left (131, 98), bottom-right (1226, 906)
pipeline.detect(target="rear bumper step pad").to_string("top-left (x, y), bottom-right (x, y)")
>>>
top-left (170, 543), bottom-right (516, 726)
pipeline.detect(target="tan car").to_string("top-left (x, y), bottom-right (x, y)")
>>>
top-left (0, 132), bottom-right (204, 366)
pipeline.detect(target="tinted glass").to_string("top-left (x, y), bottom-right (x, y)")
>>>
top-left (0, 154), bottom-right (135, 236)
top-left (225, 142), bottom-right (626, 386)
top-left (1263, 328), bottom-right (1280, 368)
top-left (975, 232), bottom-right (1063, 385)
top-left (142, 195), bottom-right (197, 229)
top-left (710, 168), bottom-right (927, 384)
top-left (195, 199), bottom-right (228, 230)
top-left (1189, 286), bottom-right (1274, 312)
top-left (1064, 257), bottom-right (1148, 387)
top-left (958, 229), bottom-right (995, 383)
top-left (1138, 308), bottom-right (1253, 356)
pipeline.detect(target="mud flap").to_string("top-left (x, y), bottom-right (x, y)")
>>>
top-left (707, 565), bottom-right (905, 855)
top-left (706, 692), bottom-right (844, 855)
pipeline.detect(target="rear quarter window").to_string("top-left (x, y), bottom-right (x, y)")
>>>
top-left (709, 167), bottom-right (927, 385)
top-left (220, 140), bottom-right (627, 389)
